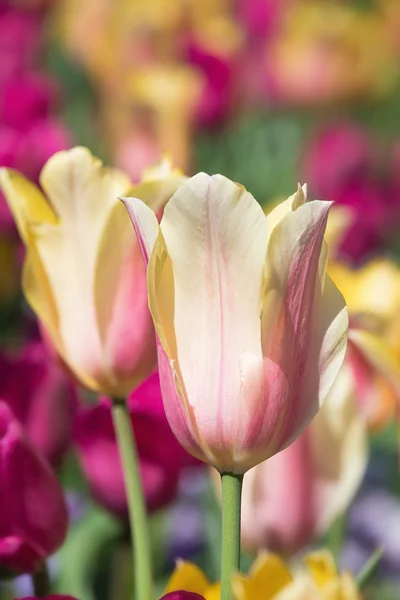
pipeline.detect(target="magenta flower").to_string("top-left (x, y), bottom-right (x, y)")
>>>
top-left (0, 73), bottom-right (58, 131)
top-left (301, 122), bottom-right (399, 261)
top-left (185, 40), bottom-right (233, 128)
top-left (0, 341), bottom-right (77, 467)
top-left (301, 123), bottom-right (374, 200)
top-left (160, 593), bottom-right (205, 600)
top-left (75, 373), bottom-right (200, 517)
top-left (0, 7), bottom-right (42, 84)
top-left (0, 401), bottom-right (68, 574)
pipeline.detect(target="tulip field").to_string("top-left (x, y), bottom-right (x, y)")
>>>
top-left (1, 1), bottom-right (400, 600)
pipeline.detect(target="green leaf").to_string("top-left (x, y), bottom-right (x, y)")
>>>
top-left (54, 505), bottom-right (123, 600)
top-left (356, 546), bottom-right (384, 590)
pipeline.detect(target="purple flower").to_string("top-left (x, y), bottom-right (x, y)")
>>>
top-left (0, 402), bottom-right (68, 574)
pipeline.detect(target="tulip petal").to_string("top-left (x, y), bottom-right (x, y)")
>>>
top-left (158, 173), bottom-right (269, 467)
top-left (232, 553), bottom-right (292, 600)
top-left (121, 196), bottom-right (160, 265)
top-left (308, 385), bottom-right (368, 535)
top-left (0, 169), bottom-right (60, 349)
top-left (165, 561), bottom-right (210, 595)
top-left (266, 183), bottom-right (306, 235)
top-left (33, 148), bottom-right (131, 391)
top-left (240, 200), bottom-right (347, 462)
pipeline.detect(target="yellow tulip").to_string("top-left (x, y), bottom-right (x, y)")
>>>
top-left (329, 259), bottom-right (400, 430)
top-left (165, 551), bottom-right (361, 600)
top-left (0, 148), bottom-right (185, 396)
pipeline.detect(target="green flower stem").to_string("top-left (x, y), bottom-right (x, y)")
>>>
top-left (32, 561), bottom-right (50, 597)
top-left (111, 398), bottom-right (152, 600)
top-left (221, 472), bottom-right (244, 600)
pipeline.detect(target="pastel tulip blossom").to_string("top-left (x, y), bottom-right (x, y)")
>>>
top-left (0, 401), bottom-right (68, 574)
top-left (75, 373), bottom-right (200, 517)
top-left (123, 175), bottom-right (348, 473)
top-left (0, 341), bottom-right (77, 466)
top-left (241, 391), bottom-right (367, 556)
top-left (0, 148), bottom-right (186, 396)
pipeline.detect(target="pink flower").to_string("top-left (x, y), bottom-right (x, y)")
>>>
top-left (241, 391), bottom-right (367, 556)
top-left (0, 8), bottom-right (42, 84)
top-left (0, 401), bottom-right (68, 574)
top-left (236, 0), bottom-right (289, 40)
top-left (75, 373), bottom-right (200, 517)
top-left (302, 123), bottom-right (399, 261)
top-left (0, 73), bottom-right (58, 131)
top-left (185, 41), bottom-right (233, 128)
top-left (0, 341), bottom-right (77, 467)
top-left (0, 119), bottom-right (71, 231)
top-left (301, 123), bottom-right (373, 200)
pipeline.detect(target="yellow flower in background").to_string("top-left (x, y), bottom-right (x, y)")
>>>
top-left (0, 148), bottom-right (185, 396)
top-left (232, 551), bottom-right (361, 600)
top-left (166, 551), bottom-right (361, 600)
top-left (266, 1), bottom-right (398, 105)
top-left (329, 259), bottom-right (400, 430)
top-left (165, 562), bottom-right (220, 600)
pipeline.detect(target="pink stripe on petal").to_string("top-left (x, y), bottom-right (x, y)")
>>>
top-left (121, 197), bottom-right (159, 266)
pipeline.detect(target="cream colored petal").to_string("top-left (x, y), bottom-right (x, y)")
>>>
top-left (324, 205), bottom-right (354, 259)
top-left (254, 200), bottom-right (348, 460)
top-left (0, 168), bottom-right (60, 347)
top-left (273, 577), bottom-right (320, 600)
top-left (0, 168), bottom-right (58, 242)
top-left (34, 147), bottom-right (131, 391)
top-left (95, 172), bottom-right (184, 393)
top-left (159, 173), bottom-right (269, 469)
top-left (266, 183), bottom-right (307, 236)
top-left (122, 195), bottom-right (160, 264)
top-left (310, 374), bottom-right (368, 534)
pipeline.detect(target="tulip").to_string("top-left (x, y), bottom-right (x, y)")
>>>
top-left (123, 176), bottom-right (348, 473)
top-left (0, 401), bottom-right (68, 574)
top-left (232, 551), bottom-right (361, 599)
top-left (0, 147), bottom-right (186, 396)
top-left (241, 391), bottom-right (368, 556)
top-left (75, 372), bottom-right (200, 517)
top-left (0, 341), bottom-right (77, 466)
top-left (329, 259), bottom-right (400, 430)
top-left (165, 561), bottom-right (220, 600)
top-left (165, 551), bottom-right (361, 600)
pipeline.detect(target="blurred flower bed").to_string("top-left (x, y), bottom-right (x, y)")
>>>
top-left (0, 0), bottom-right (400, 599)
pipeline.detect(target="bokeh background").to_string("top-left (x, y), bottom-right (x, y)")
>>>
top-left (1, 0), bottom-right (400, 599)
